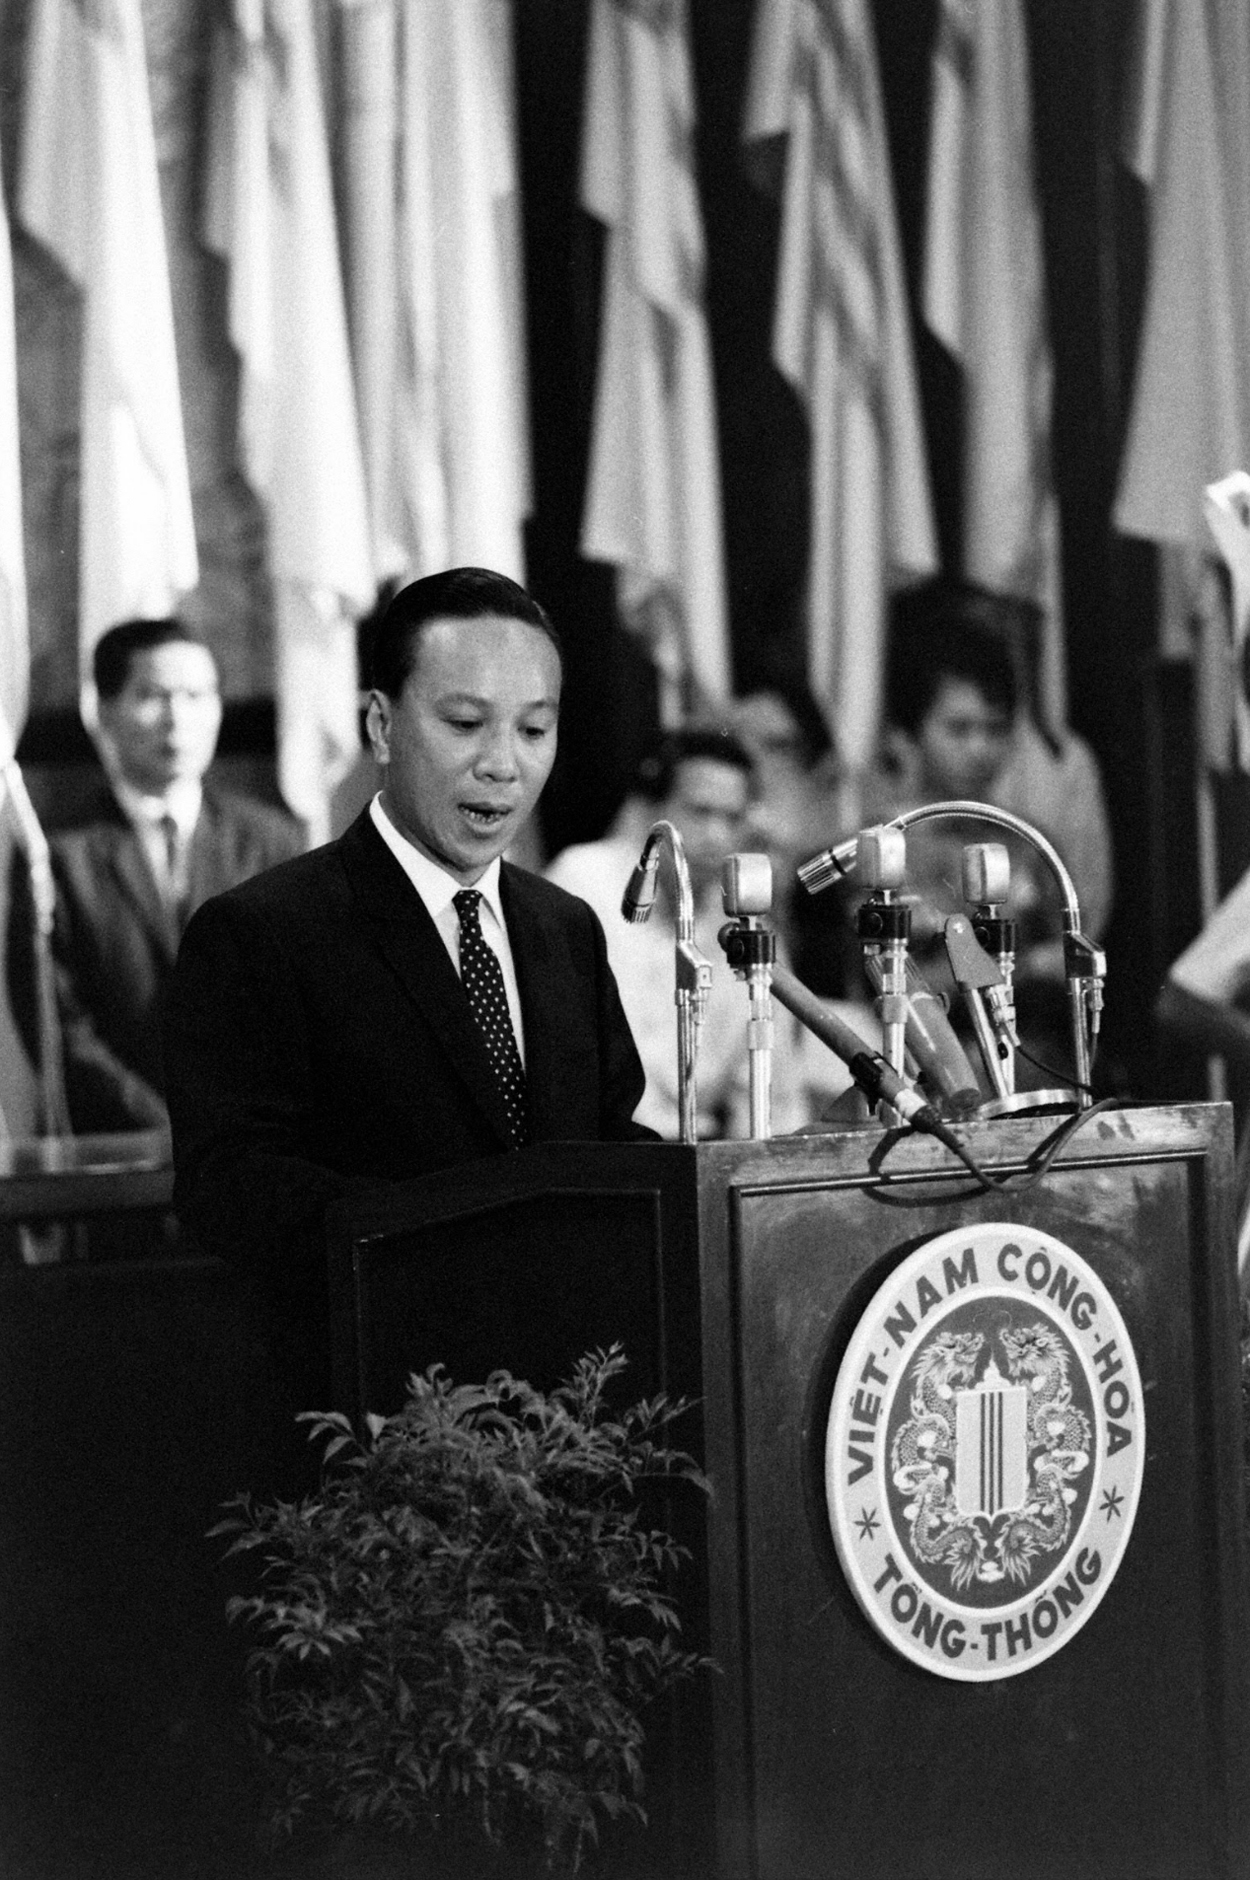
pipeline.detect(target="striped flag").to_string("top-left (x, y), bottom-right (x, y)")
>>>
top-left (1115, 2), bottom-right (1250, 963)
top-left (581, 0), bottom-right (730, 716)
top-left (338, 0), bottom-right (531, 584)
top-left (337, 0), bottom-right (402, 578)
top-left (0, 140), bottom-right (27, 760)
top-left (18, 0), bottom-right (198, 695)
top-left (204, 0), bottom-right (373, 844)
top-left (1114, 2), bottom-right (1250, 552)
top-left (923, 0), bottom-right (1065, 729)
top-left (745, 0), bottom-right (937, 772)
top-left (1203, 474), bottom-right (1250, 773)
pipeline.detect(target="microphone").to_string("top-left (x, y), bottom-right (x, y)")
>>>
top-left (769, 963), bottom-right (943, 1131)
top-left (719, 854), bottom-right (777, 1141)
top-left (957, 842), bottom-right (1020, 1095)
top-left (858, 951), bottom-right (983, 1116)
top-left (621, 852), bottom-right (660, 923)
top-left (620, 819), bottom-right (708, 1143)
top-left (850, 823), bottom-right (981, 1115)
top-left (962, 842), bottom-right (1011, 908)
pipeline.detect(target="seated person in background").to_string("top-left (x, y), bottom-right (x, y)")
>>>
top-left (864, 607), bottom-right (1072, 1085)
top-left (10, 618), bottom-right (303, 1133)
top-left (546, 726), bottom-right (855, 1136)
top-left (1156, 873), bottom-right (1250, 1273)
top-left (1156, 880), bottom-right (1250, 1073)
top-left (730, 688), bottom-right (838, 879)
top-left (883, 581), bottom-right (1114, 951)
top-left (729, 683), bottom-right (857, 998)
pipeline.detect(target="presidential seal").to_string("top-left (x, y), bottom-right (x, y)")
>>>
top-left (825, 1223), bottom-right (1144, 1681)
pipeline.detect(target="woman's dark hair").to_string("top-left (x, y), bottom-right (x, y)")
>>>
top-left (886, 606), bottom-right (1018, 738)
top-left (367, 568), bottom-right (562, 699)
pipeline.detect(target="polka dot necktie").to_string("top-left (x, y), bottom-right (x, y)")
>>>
top-left (453, 889), bottom-right (529, 1148)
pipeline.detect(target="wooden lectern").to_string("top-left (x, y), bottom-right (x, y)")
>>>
top-left (327, 1101), bottom-right (1250, 1880)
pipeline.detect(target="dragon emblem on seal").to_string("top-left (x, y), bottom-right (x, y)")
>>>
top-left (889, 1320), bottom-right (1092, 1593)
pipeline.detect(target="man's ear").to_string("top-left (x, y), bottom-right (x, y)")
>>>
top-left (364, 691), bottom-right (391, 766)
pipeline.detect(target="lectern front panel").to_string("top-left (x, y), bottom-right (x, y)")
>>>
top-left (703, 1108), bottom-right (1248, 1880)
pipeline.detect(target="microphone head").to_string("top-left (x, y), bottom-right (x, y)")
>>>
top-left (963, 842), bottom-right (1010, 906)
top-left (856, 824), bottom-right (907, 891)
top-left (722, 851), bottom-right (772, 917)
top-left (621, 856), bottom-right (660, 924)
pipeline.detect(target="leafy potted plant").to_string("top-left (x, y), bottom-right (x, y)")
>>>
top-left (214, 1345), bottom-right (711, 1878)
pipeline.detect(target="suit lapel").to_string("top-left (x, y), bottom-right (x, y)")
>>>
top-left (101, 814), bottom-right (181, 962)
top-left (185, 794), bottom-right (224, 911)
top-left (501, 863), bottom-right (575, 1140)
top-left (338, 814), bottom-right (515, 1149)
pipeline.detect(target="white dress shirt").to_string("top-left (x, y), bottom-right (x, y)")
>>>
top-left (369, 794), bottom-right (527, 1065)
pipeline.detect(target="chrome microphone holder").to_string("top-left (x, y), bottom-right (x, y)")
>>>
top-left (852, 825), bottom-right (911, 1080)
top-left (621, 818), bottom-right (712, 1144)
top-left (954, 841), bottom-right (1020, 1100)
top-left (719, 853), bottom-right (777, 1140)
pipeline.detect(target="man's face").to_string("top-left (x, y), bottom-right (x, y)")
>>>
top-left (662, 757), bottom-right (751, 900)
top-left (915, 677), bottom-right (1012, 800)
top-left (98, 641), bottom-right (222, 795)
top-left (367, 613), bottom-right (561, 885)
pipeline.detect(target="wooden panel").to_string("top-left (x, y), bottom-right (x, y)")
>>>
top-left (698, 1105), bottom-right (1249, 1880)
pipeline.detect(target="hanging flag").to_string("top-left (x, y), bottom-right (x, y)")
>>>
top-left (338, 0), bottom-right (531, 585)
top-left (18, 0), bottom-right (198, 696)
top-left (204, 0), bottom-right (373, 844)
top-left (1203, 473), bottom-right (1250, 771)
top-left (0, 139), bottom-right (27, 761)
top-left (744, 0), bottom-right (937, 773)
top-left (337, 0), bottom-right (402, 577)
top-left (923, 0), bottom-right (1065, 729)
top-left (1114, 3), bottom-right (1250, 553)
top-left (581, 0), bottom-right (730, 716)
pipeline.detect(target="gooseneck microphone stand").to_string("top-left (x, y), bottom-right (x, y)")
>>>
top-left (621, 819), bottom-right (712, 1144)
top-left (719, 853), bottom-right (776, 1139)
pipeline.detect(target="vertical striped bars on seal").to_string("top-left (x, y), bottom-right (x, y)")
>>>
top-left (955, 1361), bottom-right (1028, 1518)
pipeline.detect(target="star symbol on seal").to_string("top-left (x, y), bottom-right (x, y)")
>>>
top-left (1099, 1485), bottom-right (1125, 1521)
top-left (855, 1507), bottom-right (881, 1542)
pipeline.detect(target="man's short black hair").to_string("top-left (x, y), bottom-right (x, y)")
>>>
top-left (634, 725), bottom-right (754, 804)
top-left (367, 568), bottom-right (562, 699)
top-left (886, 594), bottom-right (1018, 739)
top-left (93, 619), bottom-right (214, 703)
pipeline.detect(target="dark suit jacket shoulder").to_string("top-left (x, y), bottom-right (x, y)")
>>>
top-left (163, 810), bottom-right (651, 1290)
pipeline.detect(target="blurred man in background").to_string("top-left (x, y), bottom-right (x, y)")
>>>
top-left (547, 725), bottom-right (853, 1135)
top-left (10, 618), bottom-right (303, 1134)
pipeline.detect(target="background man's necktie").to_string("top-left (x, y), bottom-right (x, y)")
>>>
top-left (453, 889), bottom-right (529, 1147)
top-left (160, 813), bottom-right (190, 926)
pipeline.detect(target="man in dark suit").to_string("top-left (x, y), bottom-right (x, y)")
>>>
top-left (10, 618), bottom-right (303, 1133)
top-left (162, 568), bottom-right (651, 1398)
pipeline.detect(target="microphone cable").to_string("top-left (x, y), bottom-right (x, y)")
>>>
top-left (1014, 1038), bottom-right (1096, 1097)
top-left (878, 1095), bottom-right (1126, 1198)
